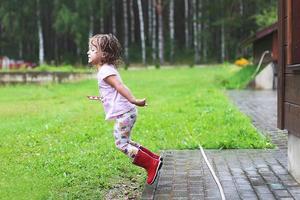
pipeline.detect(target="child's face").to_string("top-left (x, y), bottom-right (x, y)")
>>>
top-left (87, 44), bottom-right (101, 65)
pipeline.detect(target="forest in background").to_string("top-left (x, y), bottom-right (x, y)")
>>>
top-left (0, 0), bottom-right (277, 66)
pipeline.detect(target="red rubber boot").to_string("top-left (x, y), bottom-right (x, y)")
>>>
top-left (139, 146), bottom-right (163, 162)
top-left (133, 149), bottom-right (162, 185)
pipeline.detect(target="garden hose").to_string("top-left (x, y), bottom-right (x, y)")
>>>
top-left (250, 50), bottom-right (271, 81)
top-left (199, 145), bottom-right (226, 200)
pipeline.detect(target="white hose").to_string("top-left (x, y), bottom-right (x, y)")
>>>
top-left (199, 145), bottom-right (226, 200)
top-left (250, 50), bottom-right (270, 80)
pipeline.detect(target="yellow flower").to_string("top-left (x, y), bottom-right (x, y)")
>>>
top-left (234, 58), bottom-right (249, 67)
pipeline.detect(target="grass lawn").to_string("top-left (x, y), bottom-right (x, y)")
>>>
top-left (0, 65), bottom-right (272, 199)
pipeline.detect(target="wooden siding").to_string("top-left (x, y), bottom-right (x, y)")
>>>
top-left (272, 32), bottom-right (279, 62)
top-left (292, 0), bottom-right (300, 64)
top-left (253, 35), bottom-right (273, 65)
top-left (278, 0), bottom-right (300, 136)
top-left (278, 0), bottom-right (285, 129)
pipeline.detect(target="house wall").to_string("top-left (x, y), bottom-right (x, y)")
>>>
top-left (253, 35), bottom-right (273, 66)
top-left (278, 0), bottom-right (300, 182)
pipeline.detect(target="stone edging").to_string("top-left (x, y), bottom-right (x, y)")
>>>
top-left (0, 71), bottom-right (95, 84)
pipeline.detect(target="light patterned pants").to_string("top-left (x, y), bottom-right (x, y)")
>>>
top-left (113, 108), bottom-right (140, 159)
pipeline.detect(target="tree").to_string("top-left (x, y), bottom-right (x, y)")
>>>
top-left (100, 0), bottom-right (104, 33)
top-left (129, 0), bottom-right (135, 43)
top-left (147, 0), bottom-right (152, 43)
top-left (193, 0), bottom-right (200, 64)
top-left (123, 0), bottom-right (129, 65)
top-left (197, 0), bottom-right (202, 64)
top-left (37, 0), bottom-right (45, 65)
top-left (137, 0), bottom-right (146, 65)
top-left (157, 0), bottom-right (164, 65)
top-left (169, 0), bottom-right (175, 63)
top-left (254, 6), bottom-right (277, 28)
top-left (111, 0), bottom-right (117, 35)
top-left (184, 0), bottom-right (189, 49)
top-left (0, 0), bottom-right (278, 65)
top-left (151, 0), bottom-right (157, 64)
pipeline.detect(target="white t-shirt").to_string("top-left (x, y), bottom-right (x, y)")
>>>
top-left (97, 64), bottom-right (135, 120)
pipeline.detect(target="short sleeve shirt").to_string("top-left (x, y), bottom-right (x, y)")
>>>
top-left (97, 64), bottom-right (135, 120)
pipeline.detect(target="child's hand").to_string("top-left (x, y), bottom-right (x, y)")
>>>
top-left (87, 96), bottom-right (102, 101)
top-left (134, 98), bottom-right (147, 107)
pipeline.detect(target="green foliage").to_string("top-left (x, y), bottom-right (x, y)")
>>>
top-left (254, 6), bottom-right (277, 28)
top-left (0, 0), bottom-right (279, 65)
top-left (0, 66), bottom-right (273, 199)
top-left (219, 65), bottom-right (257, 89)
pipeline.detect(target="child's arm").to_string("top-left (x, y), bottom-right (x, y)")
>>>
top-left (104, 75), bottom-right (146, 107)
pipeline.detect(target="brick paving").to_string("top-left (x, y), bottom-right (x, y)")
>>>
top-left (141, 90), bottom-right (300, 200)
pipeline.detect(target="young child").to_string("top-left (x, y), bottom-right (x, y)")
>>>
top-left (87, 34), bottom-right (162, 185)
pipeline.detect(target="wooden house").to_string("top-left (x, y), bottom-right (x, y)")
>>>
top-left (242, 23), bottom-right (279, 89)
top-left (243, 23), bottom-right (278, 65)
top-left (278, 0), bottom-right (300, 181)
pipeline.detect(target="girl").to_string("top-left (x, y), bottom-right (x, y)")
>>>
top-left (87, 34), bottom-right (162, 185)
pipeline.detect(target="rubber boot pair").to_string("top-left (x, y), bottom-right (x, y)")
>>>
top-left (139, 146), bottom-right (163, 162)
top-left (133, 147), bottom-right (163, 185)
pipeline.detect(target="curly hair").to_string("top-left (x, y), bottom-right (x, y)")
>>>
top-left (89, 34), bottom-right (122, 66)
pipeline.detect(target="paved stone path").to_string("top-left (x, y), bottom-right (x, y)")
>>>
top-left (228, 90), bottom-right (287, 149)
top-left (141, 90), bottom-right (300, 200)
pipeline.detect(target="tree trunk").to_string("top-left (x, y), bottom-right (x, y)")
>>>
top-left (169, 0), bottom-right (175, 63)
top-left (239, 0), bottom-right (244, 16)
top-left (148, 0), bottom-right (152, 43)
top-left (89, 14), bottom-right (94, 38)
top-left (19, 41), bottom-right (23, 59)
top-left (54, 32), bottom-right (58, 64)
top-left (112, 0), bottom-right (116, 35)
top-left (129, 0), bottom-right (135, 43)
top-left (137, 0), bottom-right (146, 65)
top-left (193, 0), bottom-right (200, 64)
top-left (202, 0), bottom-right (207, 62)
top-left (157, 0), bottom-right (164, 65)
top-left (221, 22), bottom-right (225, 62)
top-left (37, 0), bottom-right (44, 65)
top-left (152, 0), bottom-right (157, 64)
top-left (100, 0), bottom-right (104, 33)
top-left (197, 0), bottom-right (202, 63)
top-left (123, 0), bottom-right (129, 64)
top-left (221, 0), bottom-right (225, 64)
top-left (184, 0), bottom-right (189, 49)
top-left (203, 23), bottom-right (208, 62)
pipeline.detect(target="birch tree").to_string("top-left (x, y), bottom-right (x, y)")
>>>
top-left (239, 0), bottom-right (244, 16)
top-left (100, 0), bottom-right (104, 33)
top-left (112, 0), bottom-right (116, 35)
top-left (123, 0), bottom-right (129, 64)
top-left (221, 0), bottom-right (225, 62)
top-left (169, 0), bottom-right (175, 63)
top-left (197, 0), bottom-right (202, 63)
top-left (37, 0), bottom-right (44, 65)
top-left (137, 0), bottom-right (146, 65)
top-left (193, 0), bottom-right (200, 64)
top-left (129, 0), bottom-right (135, 43)
top-left (0, 0), bottom-right (276, 65)
top-left (151, 0), bottom-right (157, 64)
top-left (88, 2), bottom-right (94, 38)
top-left (202, 0), bottom-right (208, 62)
top-left (184, 0), bottom-right (189, 49)
top-left (157, 0), bottom-right (164, 64)
top-left (148, 0), bottom-right (152, 43)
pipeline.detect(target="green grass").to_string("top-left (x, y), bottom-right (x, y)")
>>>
top-left (0, 65), bottom-right (272, 199)
top-left (218, 64), bottom-right (256, 89)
